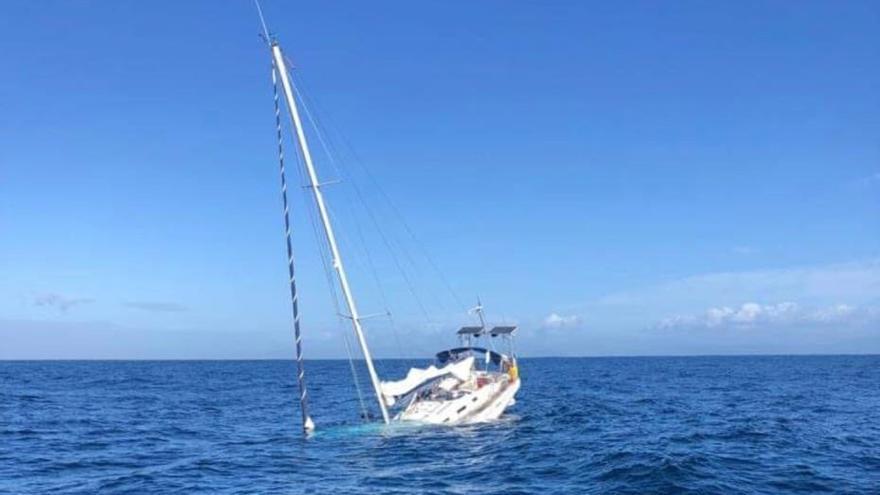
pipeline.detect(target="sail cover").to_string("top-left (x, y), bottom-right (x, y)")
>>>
top-left (380, 356), bottom-right (474, 401)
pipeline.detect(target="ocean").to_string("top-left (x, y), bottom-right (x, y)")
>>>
top-left (1, 356), bottom-right (878, 494)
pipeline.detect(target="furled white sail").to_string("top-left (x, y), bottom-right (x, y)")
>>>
top-left (380, 357), bottom-right (474, 404)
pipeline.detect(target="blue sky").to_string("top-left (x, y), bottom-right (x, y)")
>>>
top-left (1, 1), bottom-right (878, 358)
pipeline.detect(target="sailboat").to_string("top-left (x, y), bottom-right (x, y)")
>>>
top-left (257, 10), bottom-right (520, 431)
top-left (382, 304), bottom-right (520, 425)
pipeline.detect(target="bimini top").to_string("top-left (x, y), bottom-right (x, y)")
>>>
top-left (456, 325), bottom-right (518, 337)
top-left (436, 347), bottom-right (505, 366)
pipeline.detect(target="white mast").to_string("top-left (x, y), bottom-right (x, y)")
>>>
top-left (271, 43), bottom-right (390, 424)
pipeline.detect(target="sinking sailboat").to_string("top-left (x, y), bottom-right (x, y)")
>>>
top-left (382, 309), bottom-right (520, 424)
top-left (258, 11), bottom-right (520, 431)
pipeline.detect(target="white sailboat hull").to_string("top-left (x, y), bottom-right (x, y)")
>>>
top-left (395, 375), bottom-right (520, 425)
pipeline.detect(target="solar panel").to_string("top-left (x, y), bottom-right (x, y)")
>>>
top-left (457, 326), bottom-right (485, 335)
top-left (489, 326), bottom-right (517, 336)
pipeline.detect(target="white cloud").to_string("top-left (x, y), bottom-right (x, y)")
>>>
top-left (542, 312), bottom-right (582, 329)
top-left (811, 303), bottom-right (858, 322)
top-left (659, 301), bottom-right (876, 329)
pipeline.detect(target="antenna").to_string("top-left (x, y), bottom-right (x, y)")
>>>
top-left (468, 298), bottom-right (487, 330)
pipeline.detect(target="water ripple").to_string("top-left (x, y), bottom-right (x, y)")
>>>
top-left (1, 356), bottom-right (878, 494)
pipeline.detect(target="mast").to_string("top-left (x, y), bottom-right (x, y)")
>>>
top-left (271, 42), bottom-right (390, 424)
top-left (271, 65), bottom-right (315, 434)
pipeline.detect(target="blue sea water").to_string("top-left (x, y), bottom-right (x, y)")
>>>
top-left (1, 356), bottom-right (879, 494)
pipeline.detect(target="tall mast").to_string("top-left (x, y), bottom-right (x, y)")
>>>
top-left (271, 64), bottom-right (314, 434)
top-left (271, 42), bottom-right (390, 424)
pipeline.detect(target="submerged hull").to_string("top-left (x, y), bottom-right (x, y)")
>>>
top-left (395, 375), bottom-right (520, 425)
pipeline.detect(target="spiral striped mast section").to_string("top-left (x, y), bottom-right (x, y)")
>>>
top-left (271, 62), bottom-right (315, 434)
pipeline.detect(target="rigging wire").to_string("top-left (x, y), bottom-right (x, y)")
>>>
top-left (290, 72), bottom-right (437, 323)
top-left (306, 133), bottom-right (405, 358)
top-left (280, 63), bottom-right (371, 422)
top-left (342, 329), bottom-right (370, 421)
top-left (277, 40), bottom-right (483, 380)
top-left (293, 83), bottom-right (470, 315)
top-left (289, 71), bottom-right (425, 357)
top-left (325, 205), bottom-right (407, 359)
top-left (254, 0), bottom-right (271, 42)
top-left (288, 96), bottom-right (342, 316)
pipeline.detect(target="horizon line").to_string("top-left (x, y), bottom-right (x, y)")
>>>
top-left (2, 352), bottom-right (878, 362)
